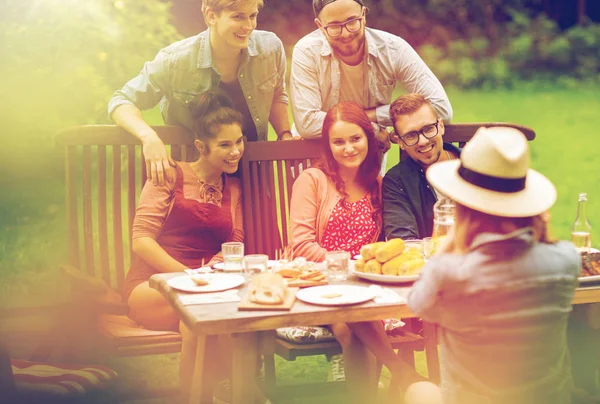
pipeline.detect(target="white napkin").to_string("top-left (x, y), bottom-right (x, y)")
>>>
top-left (368, 285), bottom-right (406, 305)
top-left (178, 290), bottom-right (240, 306)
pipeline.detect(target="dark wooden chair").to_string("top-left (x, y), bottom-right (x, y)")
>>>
top-left (239, 139), bottom-right (425, 402)
top-left (44, 125), bottom-right (197, 397)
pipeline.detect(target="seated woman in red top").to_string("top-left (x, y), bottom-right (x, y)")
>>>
top-left (123, 89), bottom-right (244, 399)
top-left (289, 101), bottom-right (420, 403)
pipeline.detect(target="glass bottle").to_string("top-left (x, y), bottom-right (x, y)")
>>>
top-left (432, 195), bottom-right (455, 239)
top-left (572, 193), bottom-right (592, 253)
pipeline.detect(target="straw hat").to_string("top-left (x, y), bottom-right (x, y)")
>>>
top-left (426, 126), bottom-right (556, 217)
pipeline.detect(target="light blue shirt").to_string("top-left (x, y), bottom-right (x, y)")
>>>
top-left (108, 29), bottom-right (288, 141)
top-left (409, 228), bottom-right (580, 404)
top-left (290, 27), bottom-right (453, 138)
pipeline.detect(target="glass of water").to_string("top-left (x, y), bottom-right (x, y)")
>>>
top-left (243, 254), bottom-right (269, 279)
top-left (325, 251), bottom-right (350, 282)
top-left (222, 242), bottom-right (244, 271)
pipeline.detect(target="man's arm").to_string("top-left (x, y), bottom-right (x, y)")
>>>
top-left (289, 46), bottom-right (327, 139)
top-left (108, 50), bottom-right (175, 185)
top-left (382, 173), bottom-right (420, 240)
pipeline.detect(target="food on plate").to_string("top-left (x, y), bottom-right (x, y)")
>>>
top-left (360, 241), bottom-right (386, 261)
top-left (278, 268), bottom-right (301, 278)
top-left (399, 258), bottom-right (426, 276)
top-left (581, 252), bottom-right (600, 277)
top-left (365, 259), bottom-right (383, 274)
top-left (358, 238), bottom-right (426, 278)
top-left (248, 273), bottom-right (286, 305)
top-left (375, 238), bottom-right (406, 263)
top-left (321, 293), bottom-right (343, 299)
top-left (190, 274), bottom-right (210, 286)
top-left (299, 270), bottom-right (321, 280)
top-left (354, 257), bottom-right (366, 272)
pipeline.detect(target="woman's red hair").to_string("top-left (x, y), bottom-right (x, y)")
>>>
top-left (319, 102), bottom-right (382, 226)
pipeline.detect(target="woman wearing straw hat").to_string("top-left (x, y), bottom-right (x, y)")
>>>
top-left (404, 127), bottom-right (580, 404)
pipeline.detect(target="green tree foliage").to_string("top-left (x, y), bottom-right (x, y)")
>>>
top-left (0, 0), bottom-right (181, 177)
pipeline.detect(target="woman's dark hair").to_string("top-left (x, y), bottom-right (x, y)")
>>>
top-left (319, 101), bottom-right (382, 226)
top-left (188, 90), bottom-right (243, 140)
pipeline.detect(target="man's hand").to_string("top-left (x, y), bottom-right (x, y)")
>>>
top-left (280, 132), bottom-right (297, 141)
top-left (375, 127), bottom-right (392, 154)
top-left (142, 134), bottom-right (176, 186)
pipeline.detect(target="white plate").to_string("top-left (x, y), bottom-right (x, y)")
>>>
top-left (167, 273), bottom-right (245, 293)
top-left (213, 260), bottom-right (278, 271)
top-left (352, 268), bottom-right (419, 284)
top-left (296, 285), bottom-right (375, 306)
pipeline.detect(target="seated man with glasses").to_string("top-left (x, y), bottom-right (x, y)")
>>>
top-left (290, 0), bottom-right (453, 153)
top-left (383, 93), bottom-right (461, 240)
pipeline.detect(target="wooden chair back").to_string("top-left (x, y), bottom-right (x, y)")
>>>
top-left (239, 139), bottom-right (323, 258)
top-left (441, 122), bottom-right (535, 146)
top-left (56, 125), bottom-right (195, 293)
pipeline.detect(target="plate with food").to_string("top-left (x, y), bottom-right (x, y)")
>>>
top-left (352, 239), bottom-right (425, 284)
top-left (167, 273), bottom-right (245, 293)
top-left (296, 285), bottom-right (375, 306)
top-left (212, 260), bottom-right (278, 271)
top-left (579, 252), bottom-right (600, 284)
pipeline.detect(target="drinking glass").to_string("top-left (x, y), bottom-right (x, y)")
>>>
top-left (222, 242), bottom-right (244, 271)
top-left (243, 254), bottom-right (269, 279)
top-left (422, 237), bottom-right (435, 260)
top-left (325, 251), bottom-right (350, 282)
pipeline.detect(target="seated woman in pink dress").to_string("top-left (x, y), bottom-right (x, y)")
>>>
top-left (123, 90), bottom-right (244, 400)
top-left (289, 101), bottom-right (421, 403)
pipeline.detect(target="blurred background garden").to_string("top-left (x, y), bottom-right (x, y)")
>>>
top-left (0, 0), bottom-right (599, 400)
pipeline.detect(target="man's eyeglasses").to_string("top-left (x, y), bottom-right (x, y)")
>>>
top-left (320, 12), bottom-right (364, 37)
top-left (398, 121), bottom-right (439, 146)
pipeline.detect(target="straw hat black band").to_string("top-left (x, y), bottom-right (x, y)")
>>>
top-left (458, 165), bottom-right (526, 193)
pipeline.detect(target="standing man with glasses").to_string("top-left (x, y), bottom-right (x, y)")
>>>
top-left (290, 0), bottom-right (452, 156)
top-left (383, 93), bottom-right (461, 240)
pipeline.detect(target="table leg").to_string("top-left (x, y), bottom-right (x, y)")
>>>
top-left (423, 322), bottom-right (440, 384)
top-left (188, 334), bottom-right (210, 404)
top-left (231, 332), bottom-right (259, 404)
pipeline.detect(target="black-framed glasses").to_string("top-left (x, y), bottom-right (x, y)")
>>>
top-left (320, 12), bottom-right (364, 37)
top-left (398, 121), bottom-right (439, 146)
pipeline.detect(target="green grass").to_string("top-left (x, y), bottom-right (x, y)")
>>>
top-left (1, 87), bottom-right (599, 402)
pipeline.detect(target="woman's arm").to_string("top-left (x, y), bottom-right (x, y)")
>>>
top-left (208, 181), bottom-right (244, 265)
top-left (289, 170), bottom-right (328, 261)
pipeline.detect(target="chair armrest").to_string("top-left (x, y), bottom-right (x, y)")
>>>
top-left (60, 265), bottom-right (129, 315)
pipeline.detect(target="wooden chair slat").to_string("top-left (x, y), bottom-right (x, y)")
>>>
top-left (97, 146), bottom-right (110, 286)
top-left (276, 160), bottom-right (288, 248)
top-left (140, 147), bottom-right (147, 191)
top-left (170, 144), bottom-right (182, 161)
top-left (249, 162), bottom-right (263, 254)
top-left (127, 145), bottom-right (136, 266)
top-left (56, 125), bottom-right (192, 146)
top-left (82, 146), bottom-right (95, 276)
top-left (112, 145), bottom-right (125, 291)
top-left (66, 146), bottom-right (80, 269)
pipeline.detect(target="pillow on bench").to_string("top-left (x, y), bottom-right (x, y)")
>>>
top-left (11, 359), bottom-right (117, 396)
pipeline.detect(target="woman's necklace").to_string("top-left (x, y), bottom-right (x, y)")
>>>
top-left (445, 150), bottom-right (452, 161)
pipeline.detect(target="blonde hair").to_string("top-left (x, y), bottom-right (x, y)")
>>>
top-left (452, 203), bottom-right (555, 254)
top-left (202, 0), bottom-right (264, 22)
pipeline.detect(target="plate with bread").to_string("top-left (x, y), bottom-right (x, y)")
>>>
top-left (168, 273), bottom-right (245, 293)
top-left (296, 285), bottom-right (375, 306)
top-left (353, 239), bottom-right (425, 284)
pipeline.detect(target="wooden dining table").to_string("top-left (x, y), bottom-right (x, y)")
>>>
top-left (150, 272), bottom-right (600, 404)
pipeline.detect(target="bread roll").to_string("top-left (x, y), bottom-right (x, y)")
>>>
top-left (375, 238), bottom-right (405, 263)
top-left (364, 259), bottom-right (382, 274)
top-left (360, 242), bottom-right (386, 261)
top-left (248, 273), bottom-right (286, 305)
